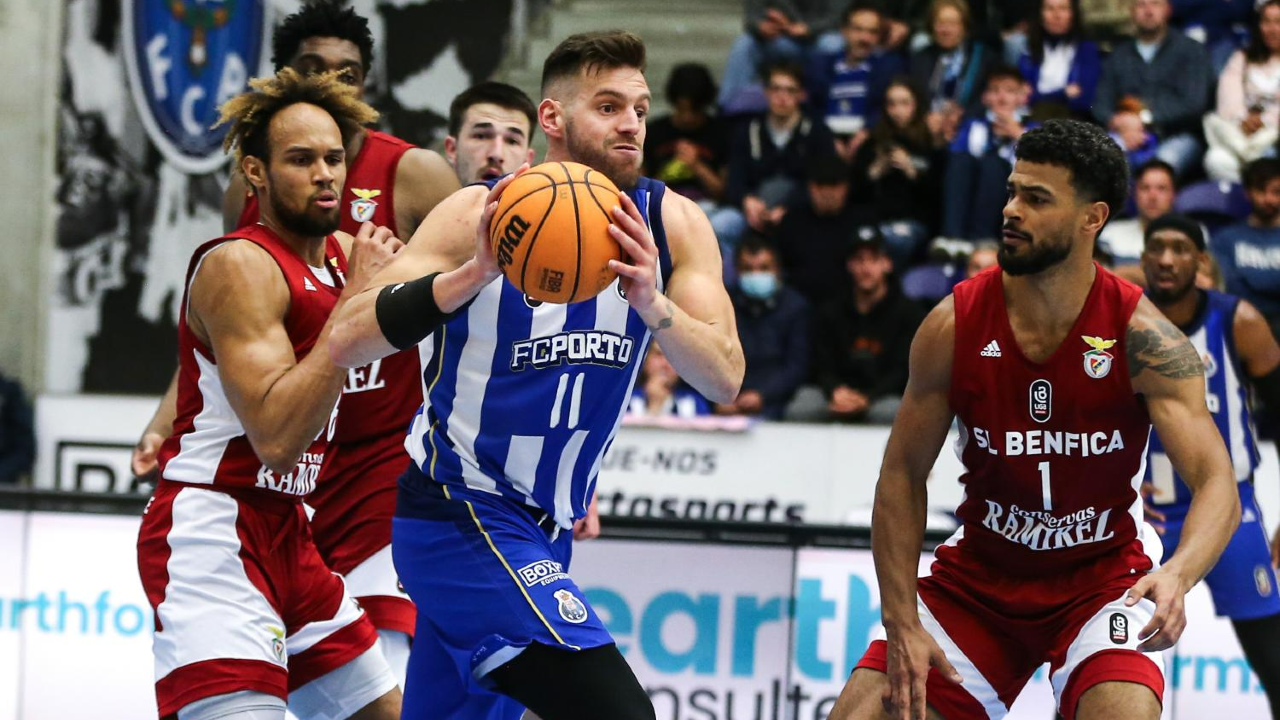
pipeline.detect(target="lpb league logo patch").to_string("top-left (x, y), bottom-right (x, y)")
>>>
top-left (124, 0), bottom-right (267, 173)
top-left (1109, 612), bottom-right (1128, 644)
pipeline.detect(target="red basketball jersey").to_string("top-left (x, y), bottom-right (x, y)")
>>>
top-left (942, 265), bottom-right (1155, 582)
top-left (238, 129), bottom-right (422, 445)
top-left (157, 224), bottom-right (348, 499)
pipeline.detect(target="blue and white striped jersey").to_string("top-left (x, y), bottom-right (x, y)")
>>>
top-left (405, 176), bottom-right (672, 528)
top-left (1147, 290), bottom-right (1260, 515)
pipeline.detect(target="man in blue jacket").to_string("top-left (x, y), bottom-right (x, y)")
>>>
top-left (1214, 158), bottom-right (1280, 340)
top-left (718, 236), bottom-right (810, 419)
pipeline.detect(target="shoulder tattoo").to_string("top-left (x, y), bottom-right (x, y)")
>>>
top-left (1126, 317), bottom-right (1204, 380)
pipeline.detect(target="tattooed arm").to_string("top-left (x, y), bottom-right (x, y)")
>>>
top-left (1123, 296), bottom-right (1239, 650)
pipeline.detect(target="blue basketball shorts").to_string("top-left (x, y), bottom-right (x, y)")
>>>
top-left (1158, 481), bottom-right (1280, 621)
top-left (391, 464), bottom-right (613, 720)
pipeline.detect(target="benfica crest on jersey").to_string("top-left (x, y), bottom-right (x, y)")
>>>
top-left (1082, 335), bottom-right (1117, 379)
top-left (351, 188), bottom-right (382, 223)
top-left (124, 0), bottom-right (267, 173)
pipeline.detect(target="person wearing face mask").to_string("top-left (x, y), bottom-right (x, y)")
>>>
top-left (717, 236), bottom-right (810, 419)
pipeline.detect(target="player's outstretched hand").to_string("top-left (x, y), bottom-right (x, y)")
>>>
top-left (131, 431), bottom-right (165, 481)
top-left (476, 164), bottom-right (528, 278)
top-left (1126, 570), bottom-right (1188, 651)
top-left (346, 222), bottom-right (404, 294)
top-left (608, 191), bottom-right (661, 313)
top-left (883, 623), bottom-right (962, 720)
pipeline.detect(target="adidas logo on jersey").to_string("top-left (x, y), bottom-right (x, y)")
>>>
top-left (303, 277), bottom-right (317, 292)
top-left (980, 340), bottom-right (1002, 357)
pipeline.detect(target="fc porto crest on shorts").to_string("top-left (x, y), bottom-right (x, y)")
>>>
top-left (124, 0), bottom-right (267, 173)
top-left (553, 589), bottom-right (588, 624)
top-left (1081, 335), bottom-right (1117, 379)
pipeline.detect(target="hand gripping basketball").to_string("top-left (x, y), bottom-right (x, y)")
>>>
top-left (487, 161), bottom-right (623, 303)
top-left (607, 191), bottom-right (661, 313)
top-left (475, 165), bottom-right (527, 282)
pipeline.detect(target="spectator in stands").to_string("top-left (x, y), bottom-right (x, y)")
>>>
top-left (967, 240), bottom-right (999, 277)
top-left (850, 78), bottom-right (943, 265)
top-left (718, 237), bottom-right (810, 419)
top-left (628, 344), bottom-right (710, 418)
top-left (1203, 1), bottom-right (1280, 184)
top-left (1016, 0), bottom-right (1100, 121)
top-left (776, 153), bottom-right (871, 306)
top-left (939, 65), bottom-right (1032, 246)
top-left (723, 62), bottom-right (836, 255)
top-left (808, 3), bottom-right (905, 158)
top-left (813, 227), bottom-right (925, 424)
top-left (1171, 0), bottom-right (1257, 72)
top-left (718, 0), bottom-right (846, 110)
top-left (1213, 158), bottom-right (1280, 337)
top-left (908, 0), bottom-right (995, 145)
top-left (1100, 159), bottom-right (1179, 264)
top-left (0, 370), bottom-right (34, 485)
top-left (1094, 0), bottom-right (1213, 179)
top-left (1108, 96), bottom-right (1162, 173)
top-left (644, 63), bottom-right (729, 205)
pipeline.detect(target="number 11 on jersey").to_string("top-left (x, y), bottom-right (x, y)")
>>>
top-left (551, 373), bottom-right (585, 429)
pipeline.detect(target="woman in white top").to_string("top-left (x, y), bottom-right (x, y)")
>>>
top-left (1204, 0), bottom-right (1280, 183)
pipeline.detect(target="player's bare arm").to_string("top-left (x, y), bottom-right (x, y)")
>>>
top-left (131, 371), bottom-right (178, 480)
top-left (1230, 299), bottom-right (1280, 566)
top-left (141, 164), bottom-right (249, 475)
top-left (1234, 300), bottom-right (1280, 379)
top-left (330, 171), bottom-right (522, 368)
top-left (1125, 296), bottom-right (1239, 651)
top-left (829, 298), bottom-right (961, 720)
top-left (192, 226), bottom-right (400, 474)
top-left (394, 147), bottom-right (462, 234)
top-left (610, 189), bottom-right (744, 403)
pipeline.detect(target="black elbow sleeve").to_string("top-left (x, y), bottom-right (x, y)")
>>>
top-left (375, 273), bottom-right (457, 350)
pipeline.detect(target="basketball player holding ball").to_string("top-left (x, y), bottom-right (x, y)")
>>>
top-left (828, 120), bottom-right (1240, 720)
top-left (329, 30), bottom-right (743, 720)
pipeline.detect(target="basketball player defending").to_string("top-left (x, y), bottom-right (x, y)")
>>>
top-left (1139, 214), bottom-right (1280, 715)
top-left (330, 31), bottom-right (744, 720)
top-left (828, 120), bottom-right (1240, 720)
top-left (135, 70), bottom-right (404, 720)
top-left (132, 1), bottom-right (459, 687)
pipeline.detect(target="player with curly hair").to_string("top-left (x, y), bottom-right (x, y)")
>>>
top-left (828, 120), bottom-right (1240, 720)
top-left (136, 68), bottom-right (405, 720)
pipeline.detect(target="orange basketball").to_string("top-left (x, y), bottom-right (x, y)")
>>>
top-left (489, 161), bottom-right (623, 304)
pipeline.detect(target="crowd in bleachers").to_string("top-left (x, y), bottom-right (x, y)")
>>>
top-left (629, 0), bottom-right (1280, 425)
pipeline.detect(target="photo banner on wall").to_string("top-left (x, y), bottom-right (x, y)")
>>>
top-left (49, 0), bottom-right (515, 395)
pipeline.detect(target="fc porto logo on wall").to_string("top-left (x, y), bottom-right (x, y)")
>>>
top-left (124, 0), bottom-right (267, 173)
top-left (1081, 335), bottom-right (1117, 379)
top-left (350, 188), bottom-right (381, 223)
